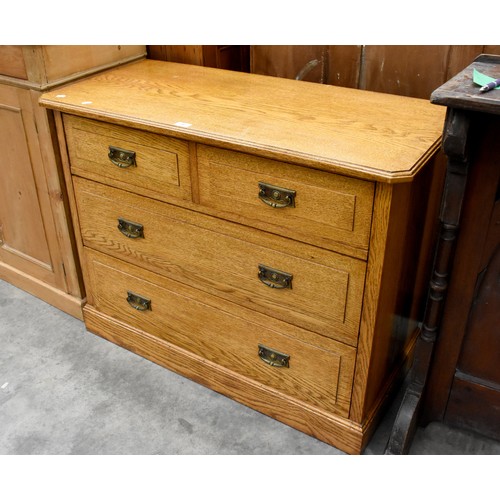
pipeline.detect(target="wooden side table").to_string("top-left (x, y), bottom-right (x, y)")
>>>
top-left (387, 54), bottom-right (500, 453)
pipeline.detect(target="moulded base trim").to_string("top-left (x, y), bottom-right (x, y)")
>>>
top-left (83, 305), bottom-right (367, 454)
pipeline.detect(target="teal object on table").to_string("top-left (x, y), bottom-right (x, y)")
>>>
top-left (473, 68), bottom-right (500, 90)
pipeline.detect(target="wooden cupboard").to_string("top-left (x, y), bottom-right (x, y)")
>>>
top-left (0, 45), bottom-right (145, 318)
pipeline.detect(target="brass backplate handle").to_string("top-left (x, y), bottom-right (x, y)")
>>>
top-left (258, 344), bottom-right (290, 368)
top-left (108, 145), bottom-right (136, 168)
top-left (258, 182), bottom-right (296, 208)
top-left (126, 291), bottom-right (152, 311)
top-left (117, 218), bottom-right (144, 239)
top-left (258, 264), bottom-right (293, 289)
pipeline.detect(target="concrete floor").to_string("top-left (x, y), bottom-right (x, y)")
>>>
top-left (1, 278), bottom-right (499, 455)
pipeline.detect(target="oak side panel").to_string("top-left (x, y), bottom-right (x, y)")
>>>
top-left (350, 182), bottom-right (394, 422)
top-left (351, 155), bottom-right (445, 424)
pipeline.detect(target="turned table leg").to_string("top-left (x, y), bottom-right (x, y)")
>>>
top-left (385, 108), bottom-right (471, 454)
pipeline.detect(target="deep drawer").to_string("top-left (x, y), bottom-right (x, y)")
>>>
top-left (74, 177), bottom-right (366, 347)
top-left (64, 115), bottom-right (192, 202)
top-left (197, 145), bottom-right (375, 259)
top-left (84, 248), bottom-right (356, 416)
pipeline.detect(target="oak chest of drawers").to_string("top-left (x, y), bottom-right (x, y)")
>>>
top-left (40, 59), bottom-right (446, 453)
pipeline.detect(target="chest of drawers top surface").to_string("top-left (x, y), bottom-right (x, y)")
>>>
top-left (40, 59), bottom-right (445, 182)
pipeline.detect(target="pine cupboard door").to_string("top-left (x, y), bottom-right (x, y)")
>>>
top-left (0, 84), bottom-right (82, 317)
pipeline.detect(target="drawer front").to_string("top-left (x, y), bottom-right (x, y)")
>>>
top-left (64, 115), bottom-right (192, 202)
top-left (84, 248), bottom-right (356, 416)
top-left (197, 145), bottom-right (375, 258)
top-left (74, 177), bottom-right (366, 346)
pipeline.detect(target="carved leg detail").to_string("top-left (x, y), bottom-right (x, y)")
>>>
top-left (385, 108), bottom-right (471, 454)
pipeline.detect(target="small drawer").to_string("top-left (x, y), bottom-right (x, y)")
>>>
top-left (74, 177), bottom-right (366, 347)
top-left (63, 115), bottom-right (192, 202)
top-left (197, 145), bottom-right (375, 258)
top-left (84, 248), bottom-right (356, 416)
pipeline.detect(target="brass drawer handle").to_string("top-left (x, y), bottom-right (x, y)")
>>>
top-left (108, 145), bottom-right (136, 168)
top-left (117, 218), bottom-right (144, 239)
top-left (127, 291), bottom-right (152, 311)
top-left (258, 344), bottom-right (290, 368)
top-left (258, 264), bottom-right (293, 289)
top-left (258, 182), bottom-right (296, 208)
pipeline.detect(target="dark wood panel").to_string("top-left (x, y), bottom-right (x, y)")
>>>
top-left (446, 375), bottom-right (500, 441)
top-left (327, 46), bottom-right (362, 88)
top-left (457, 240), bottom-right (500, 385)
top-left (209, 45), bottom-right (250, 72)
top-left (148, 46), bottom-right (204, 65)
top-left (423, 113), bottom-right (500, 423)
top-left (248, 45), bottom-right (500, 98)
top-left (251, 45), bottom-right (327, 82)
top-left (446, 45), bottom-right (485, 81)
top-left (148, 46), bottom-right (500, 99)
top-left (361, 46), bottom-right (450, 98)
top-left (250, 45), bottom-right (361, 87)
top-left (362, 45), bottom-right (500, 97)
top-left (147, 45), bottom-right (250, 72)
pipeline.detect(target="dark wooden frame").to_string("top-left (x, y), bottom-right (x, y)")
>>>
top-left (386, 54), bottom-right (500, 453)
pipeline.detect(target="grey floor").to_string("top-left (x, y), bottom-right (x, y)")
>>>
top-left (1, 278), bottom-right (499, 455)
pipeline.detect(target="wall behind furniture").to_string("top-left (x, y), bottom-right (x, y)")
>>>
top-left (147, 45), bottom-right (250, 72)
top-left (148, 45), bottom-right (500, 99)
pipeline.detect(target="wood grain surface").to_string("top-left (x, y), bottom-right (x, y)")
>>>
top-left (64, 115), bottom-right (192, 202)
top-left (85, 248), bottom-right (356, 417)
top-left (197, 144), bottom-right (374, 257)
top-left (42, 57), bottom-right (447, 453)
top-left (40, 59), bottom-right (445, 182)
top-left (74, 177), bottom-right (366, 347)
